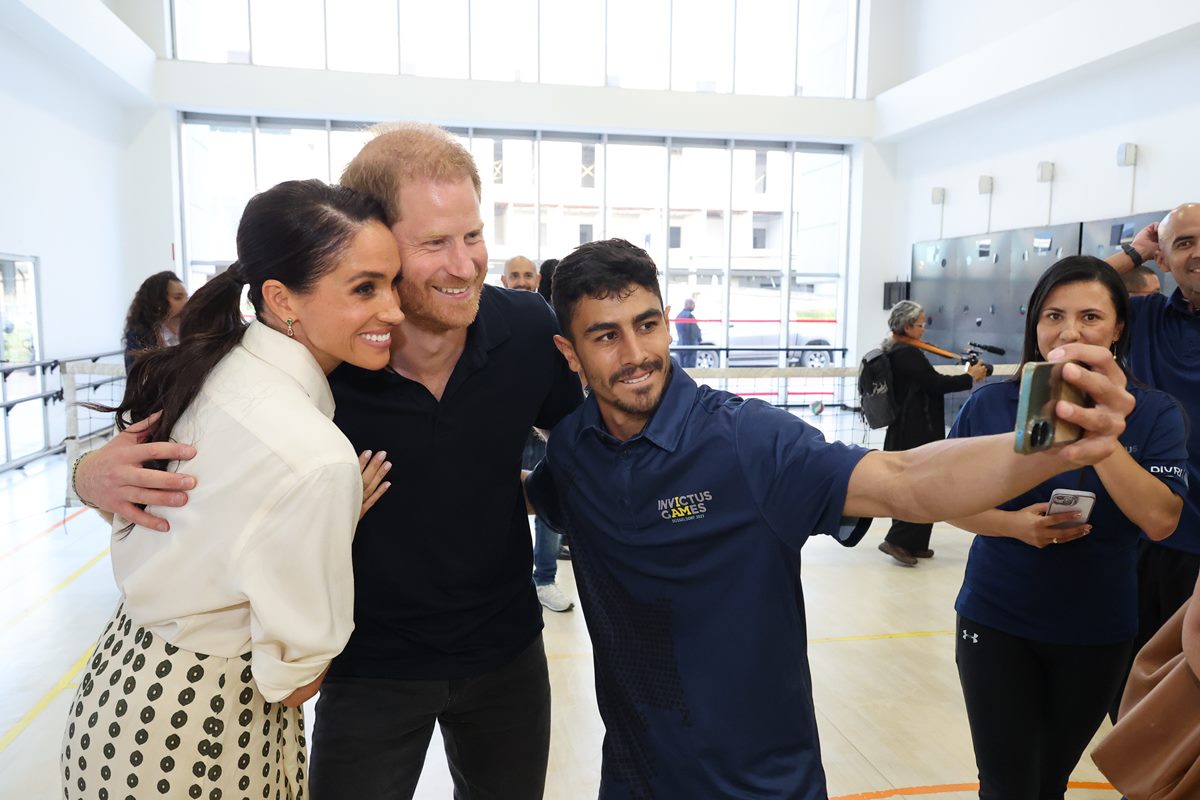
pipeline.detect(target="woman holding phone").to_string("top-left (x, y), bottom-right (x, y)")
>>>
top-left (62, 179), bottom-right (402, 800)
top-left (946, 255), bottom-right (1187, 799)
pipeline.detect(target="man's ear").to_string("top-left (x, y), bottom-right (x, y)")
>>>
top-left (663, 304), bottom-right (672, 345)
top-left (553, 334), bottom-right (581, 374)
top-left (261, 279), bottom-right (297, 324)
top-left (501, 275), bottom-right (511, 288)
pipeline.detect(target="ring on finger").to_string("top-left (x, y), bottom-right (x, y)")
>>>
top-left (1052, 537), bottom-right (1059, 544)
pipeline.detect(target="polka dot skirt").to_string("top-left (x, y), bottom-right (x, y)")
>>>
top-left (61, 603), bottom-right (307, 800)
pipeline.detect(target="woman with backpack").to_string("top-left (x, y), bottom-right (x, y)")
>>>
top-left (877, 300), bottom-right (988, 566)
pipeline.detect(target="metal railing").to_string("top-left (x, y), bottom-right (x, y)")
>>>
top-left (0, 351), bottom-right (124, 475)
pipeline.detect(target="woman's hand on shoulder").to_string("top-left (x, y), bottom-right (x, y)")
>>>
top-left (1008, 502), bottom-right (1090, 549)
top-left (358, 450), bottom-right (392, 520)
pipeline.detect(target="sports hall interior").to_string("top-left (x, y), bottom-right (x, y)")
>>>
top-left (3, 1), bottom-right (1199, 797)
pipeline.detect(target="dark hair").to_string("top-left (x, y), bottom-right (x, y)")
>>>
top-left (123, 271), bottom-right (182, 351)
top-left (551, 239), bottom-right (662, 338)
top-left (1015, 255), bottom-right (1132, 378)
top-left (99, 180), bottom-right (388, 447)
top-left (1121, 264), bottom-right (1158, 293)
top-left (537, 258), bottom-right (559, 303)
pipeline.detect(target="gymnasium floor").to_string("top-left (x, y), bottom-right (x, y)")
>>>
top-left (1, 456), bottom-right (1120, 799)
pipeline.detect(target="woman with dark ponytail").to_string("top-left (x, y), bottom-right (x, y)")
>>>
top-left (62, 179), bottom-right (404, 800)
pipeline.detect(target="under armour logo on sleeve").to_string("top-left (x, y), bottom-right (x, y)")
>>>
top-left (961, 630), bottom-right (979, 644)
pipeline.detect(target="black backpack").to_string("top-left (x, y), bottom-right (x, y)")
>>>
top-left (858, 348), bottom-right (897, 429)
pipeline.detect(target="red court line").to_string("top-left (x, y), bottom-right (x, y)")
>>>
top-left (673, 318), bottom-right (838, 324)
top-left (0, 507), bottom-right (92, 562)
top-left (831, 781), bottom-right (1114, 800)
top-left (735, 392), bottom-right (834, 398)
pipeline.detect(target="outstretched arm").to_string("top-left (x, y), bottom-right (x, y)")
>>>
top-left (845, 343), bottom-right (1133, 521)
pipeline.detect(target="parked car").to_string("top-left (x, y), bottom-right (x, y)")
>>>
top-left (676, 325), bottom-right (837, 369)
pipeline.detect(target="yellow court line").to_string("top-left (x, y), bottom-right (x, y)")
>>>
top-left (809, 630), bottom-right (954, 644)
top-left (3, 547), bottom-right (111, 631)
top-left (831, 780), bottom-right (1114, 799)
top-left (0, 644), bottom-right (93, 755)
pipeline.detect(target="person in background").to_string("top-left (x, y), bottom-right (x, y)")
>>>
top-left (877, 300), bottom-right (987, 566)
top-left (502, 254), bottom-right (540, 292)
top-left (122, 270), bottom-right (189, 370)
top-left (1107, 205), bottom-right (1200, 719)
top-left (1121, 264), bottom-right (1161, 297)
top-left (506, 254), bottom-right (577, 612)
top-left (946, 256), bottom-right (1187, 800)
top-left (538, 258), bottom-right (559, 305)
top-left (673, 297), bottom-right (702, 368)
top-left (63, 180), bottom-right (402, 800)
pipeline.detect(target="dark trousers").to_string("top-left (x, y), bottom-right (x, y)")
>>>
top-left (1109, 539), bottom-right (1200, 721)
top-left (309, 635), bottom-right (551, 800)
top-left (956, 614), bottom-right (1132, 800)
top-left (885, 519), bottom-right (932, 552)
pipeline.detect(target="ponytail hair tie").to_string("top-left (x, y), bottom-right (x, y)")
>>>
top-left (225, 261), bottom-right (247, 285)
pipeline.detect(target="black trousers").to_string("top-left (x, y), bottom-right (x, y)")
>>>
top-left (309, 635), bottom-right (551, 800)
top-left (1109, 539), bottom-right (1200, 721)
top-left (956, 615), bottom-right (1132, 800)
top-left (885, 519), bottom-right (932, 552)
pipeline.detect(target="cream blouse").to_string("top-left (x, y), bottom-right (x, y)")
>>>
top-left (112, 321), bottom-right (363, 702)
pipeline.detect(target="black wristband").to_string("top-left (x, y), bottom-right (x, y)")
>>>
top-left (1121, 243), bottom-right (1145, 268)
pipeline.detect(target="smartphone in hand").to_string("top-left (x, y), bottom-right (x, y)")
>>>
top-left (1046, 488), bottom-right (1097, 529)
top-left (1014, 361), bottom-right (1092, 454)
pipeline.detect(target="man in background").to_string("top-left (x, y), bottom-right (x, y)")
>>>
top-left (674, 297), bottom-right (702, 367)
top-left (1121, 263), bottom-right (1161, 297)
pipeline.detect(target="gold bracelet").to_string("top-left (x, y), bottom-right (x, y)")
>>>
top-left (71, 451), bottom-right (99, 509)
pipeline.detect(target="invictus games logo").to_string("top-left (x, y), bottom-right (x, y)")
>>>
top-left (657, 491), bottom-right (713, 522)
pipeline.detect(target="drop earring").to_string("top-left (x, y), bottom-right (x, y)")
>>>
top-left (286, 319), bottom-right (295, 338)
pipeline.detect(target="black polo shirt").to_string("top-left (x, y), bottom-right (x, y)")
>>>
top-left (326, 285), bottom-right (582, 679)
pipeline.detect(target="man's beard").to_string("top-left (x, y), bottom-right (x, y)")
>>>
top-left (398, 274), bottom-right (484, 333)
top-left (602, 357), bottom-right (667, 417)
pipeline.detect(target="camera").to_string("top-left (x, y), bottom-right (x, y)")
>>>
top-left (1051, 493), bottom-right (1077, 506)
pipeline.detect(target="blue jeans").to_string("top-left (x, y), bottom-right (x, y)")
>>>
top-left (532, 516), bottom-right (561, 587)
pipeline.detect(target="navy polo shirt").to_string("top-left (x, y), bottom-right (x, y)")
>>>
top-left (326, 285), bottom-right (582, 679)
top-left (526, 362), bottom-right (870, 800)
top-left (949, 381), bottom-right (1189, 645)
top-left (1127, 289), bottom-right (1200, 553)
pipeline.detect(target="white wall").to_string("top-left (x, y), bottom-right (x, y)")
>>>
top-left (864, 0), bottom-right (1078, 95)
top-left (892, 33), bottom-right (1200, 251)
top-left (0, 23), bottom-right (132, 356)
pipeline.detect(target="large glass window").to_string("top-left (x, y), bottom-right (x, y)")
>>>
top-left (471, 0), bottom-right (537, 82)
top-left (729, 146), bottom-right (789, 364)
top-left (327, 0), bottom-right (399, 75)
top-left (540, 0), bottom-right (604, 87)
top-left (399, 0), bottom-right (469, 79)
top-left (174, 0), bottom-right (249, 63)
top-left (790, 150), bottom-right (849, 366)
top-left (605, 0), bottom-right (670, 90)
top-left (172, 0), bottom-right (857, 98)
top-left (0, 256), bottom-right (44, 461)
top-left (666, 145), bottom-right (729, 364)
top-left (540, 138), bottom-right (604, 263)
top-left (255, 121), bottom-right (330, 191)
top-left (250, 0), bottom-right (324, 69)
top-left (471, 135), bottom-right (538, 280)
top-left (179, 119), bottom-right (850, 366)
top-left (330, 124), bottom-right (373, 183)
top-left (734, 0), bottom-right (799, 96)
top-left (797, 0), bottom-right (855, 97)
top-left (671, 0), bottom-right (735, 93)
top-left (180, 118), bottom-right (255, 286)
top-left (606, 141), bottom-right (668, 273)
